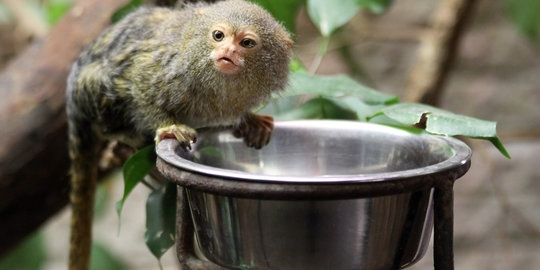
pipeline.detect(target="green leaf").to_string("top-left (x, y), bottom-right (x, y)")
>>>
top-left (45, 0), bottom-right (71, 25)
top-left (0, 232), bottom-right (46, 270)
top-left (368, 103), bottom-right (511, 158)
top-left (283, 72), bottom-right (399, 105)
top-left (488, 137), bottom-right (511, 159)
top-left (368, 103), bottom-right (447, 126)
top-left (249, 0), bottom-right (303, 33)
top-left (504, 0), bottom-right (540, 38)
top-left (265, 72), bottom-right (396, 121)
top-left (259, 96), bottom-right (302, 116)
top-left (111, 0), bottom-right (143, 23)
top-left (358, 0), bottom-right (393, 14)
top-left (275, 97), bottom-right (358, 120)
top-left (289, 58), bottom-right (307, 72)
top-left (116, 144), bottom-right (156, 219)
top-left (307, 0), bottom-right (360, 36)
top-left (335, 96), bottom-right (387, 121)
top-left (90, 242), bottom-right (127, 270)
top-left (145, 181), bottom-right (177, 262)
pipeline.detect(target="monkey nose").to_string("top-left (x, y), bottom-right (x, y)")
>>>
top-left (224, 44), bottom-right (238, 55)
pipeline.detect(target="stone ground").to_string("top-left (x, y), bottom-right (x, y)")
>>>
top-left (5, 0), bottom-right (540, 269)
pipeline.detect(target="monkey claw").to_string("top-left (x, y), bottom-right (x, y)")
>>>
top-left (155, 124), bottom-right (197, 150)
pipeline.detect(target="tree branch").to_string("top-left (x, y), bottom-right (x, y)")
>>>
top-left (404, 0), bottom-right (477, 105)
top-left (0, 0), bottom-right (129, 257)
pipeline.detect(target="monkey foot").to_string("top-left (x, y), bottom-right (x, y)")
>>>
top-left (233, 114), bottom-right (274, 149)
top-left (155, 124), bottom-right (197, 150)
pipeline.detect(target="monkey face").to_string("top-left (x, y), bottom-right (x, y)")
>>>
top-left (209, 23), bottom-right (262, 75)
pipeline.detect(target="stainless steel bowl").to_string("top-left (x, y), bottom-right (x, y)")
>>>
top-left (156, 120), bottom-right (471, 270)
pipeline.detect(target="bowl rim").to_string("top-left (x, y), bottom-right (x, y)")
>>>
top-left (156, 120), bottom-right (472, 185)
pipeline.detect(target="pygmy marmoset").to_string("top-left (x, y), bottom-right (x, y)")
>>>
top-left (66, 0), bottom-right (292, 269)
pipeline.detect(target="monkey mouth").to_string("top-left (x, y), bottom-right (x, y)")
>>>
top-left (218, 57), bottom-right (236, 65)
top-left (215, 56), bottom-right (241, 75)
top-left (215, 56), bottom-right (240, 75)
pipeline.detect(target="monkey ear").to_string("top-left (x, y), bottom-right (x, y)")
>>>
top-left (284, 36), bottom-right (294, 50)
top-left (279, 33), bottom-right (294, 50)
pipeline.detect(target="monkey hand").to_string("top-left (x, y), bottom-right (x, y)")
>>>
top-left (233, 114), bottom-right (274, 149)
top-left (155, 124), bottom-right (197, 150)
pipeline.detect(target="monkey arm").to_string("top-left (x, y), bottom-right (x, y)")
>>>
top-left (233, 112), bottom-right (274, 149)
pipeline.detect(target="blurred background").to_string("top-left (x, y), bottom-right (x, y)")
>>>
top-left (0, 0), bottom-right (539, 269)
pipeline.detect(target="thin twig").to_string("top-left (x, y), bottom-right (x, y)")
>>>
top-left (404, 0), bottom-right (477, 105)
top-left (141, 176), bottom-right (159, 191)
top-left (308, 36), bottom-right (330, 74)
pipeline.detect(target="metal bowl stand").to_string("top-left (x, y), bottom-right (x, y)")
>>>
top-left (160, 158), bottom-right (470, 270)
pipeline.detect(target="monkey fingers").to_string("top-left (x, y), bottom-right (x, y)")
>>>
top-left (234, 114), bottom-right (274, 149)
top-left (155, 124), bottom-right (197, 150)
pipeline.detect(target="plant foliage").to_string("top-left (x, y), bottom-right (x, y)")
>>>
top-left (116, 144), bottom-right (156, 219)
top-left (504, 0), bottom-right (540, 39)
top-left (368, 103), bottom-right (510, 158)
top-left (45, 0), bottom-right (72, 25)
top-left (250, 0), bottom-right (303, 33)
top-left (145, 182), bottom-right (177, 264)
top-left (111, 0), bottom-right (143, 23)
top-left (307, 0), bottom-right (360, 37)
top-left (90, 243), bottom-right (127, 270)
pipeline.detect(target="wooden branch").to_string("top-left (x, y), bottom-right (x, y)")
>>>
top-left (404, 0), bottom-right (477, 105)
top-left (0, 0), bottom-right (129, 257)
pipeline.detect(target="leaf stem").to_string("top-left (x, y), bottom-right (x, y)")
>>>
top-left (308, 35), bottom-right (330, 74)
top-left (141, 177), bottom-right (158, 191)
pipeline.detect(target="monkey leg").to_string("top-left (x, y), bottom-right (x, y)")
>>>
top-left (233, 113), bottom-right (274, 149)
top-left (155, 124), bottom-right (197, 150)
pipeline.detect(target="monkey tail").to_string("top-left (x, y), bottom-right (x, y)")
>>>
top-left (67, 113), bottom-right (101, 270)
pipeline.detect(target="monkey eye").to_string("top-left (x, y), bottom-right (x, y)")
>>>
top-left (240, 38), bottom-right (257, 48)
top-left (212, 30), bottom-right (225, 41)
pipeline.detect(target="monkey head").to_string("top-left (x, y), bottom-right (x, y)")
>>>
top-left (209, 24), bottom-right (261, 75)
